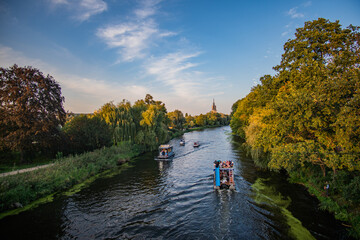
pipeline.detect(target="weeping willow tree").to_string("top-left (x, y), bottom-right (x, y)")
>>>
top-left (96, 95), bottom-right (170, 150)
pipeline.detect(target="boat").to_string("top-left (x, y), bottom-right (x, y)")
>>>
top-left (180, 139), bottom-right (185, 146)
top-left (156, 144), bottom-right (175, 160)
top-left (213, 160), bottom-right (235, 190)
top-left (193, 141), bottom-right (200, 147)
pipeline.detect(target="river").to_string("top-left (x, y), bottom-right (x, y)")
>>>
top-left (0, 126), bottom-right (351, 239)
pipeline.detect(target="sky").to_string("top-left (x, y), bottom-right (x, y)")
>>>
top-left (0, 0), bottom-right (359, 115)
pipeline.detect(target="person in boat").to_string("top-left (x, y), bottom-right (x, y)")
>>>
top-left (214, 160), bottom-right (221, 168)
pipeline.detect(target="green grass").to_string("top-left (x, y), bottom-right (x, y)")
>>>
top-left (0, 142), bottom-right (144, 217)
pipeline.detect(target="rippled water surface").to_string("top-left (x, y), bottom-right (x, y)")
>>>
top-left (1, 126), bottom-right (350, 239)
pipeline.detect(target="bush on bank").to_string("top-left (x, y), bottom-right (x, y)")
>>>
top-left (0, 142), bottom-right (144, 213)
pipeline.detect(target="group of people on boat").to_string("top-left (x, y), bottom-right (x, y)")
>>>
top-left (161, 150), bottom-right (169, 156)
top-left (221, 160), bottom-right (233, 168)
top-left (213, 160), bottom-right (235, 189)
top-left (214, 160), bottom-right (233, 168)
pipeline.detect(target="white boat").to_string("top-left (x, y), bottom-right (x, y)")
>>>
top-left (156, 145), bottom-right (175, 160)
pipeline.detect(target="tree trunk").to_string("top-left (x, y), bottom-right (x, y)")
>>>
top-left (320, 164), bottom-right (326, 177)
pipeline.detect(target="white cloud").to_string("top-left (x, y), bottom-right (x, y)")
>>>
top-left (49, 0), bottom-right (107, 21)
top-left (0, 45), bottom-right (148, 112)
top-left (97, 0), bottom-right (175, 62)
top-left (134, 0), bottom-right (162, 19)
top-left (97, 20), bottom-right (159, 62)
top-left (287, 7), bottom-right (304, 19)
top-left (145, 51), bottom-right (224, 103)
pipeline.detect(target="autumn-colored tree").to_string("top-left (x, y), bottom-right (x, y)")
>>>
top-left (195, 114), bottom-right (207, 126)
top-left (185, 114), bottom-right (195, 128)
top-left (231, 18), bottom-right (360, 175)
top-left (167, 110), bottom-right (186, 130)
top-left (0, 64), bottom-right (66, 162)
top-left (266, 19), bottom-right (360, 174)
top-left (140, 99), bottom-right (169, 150)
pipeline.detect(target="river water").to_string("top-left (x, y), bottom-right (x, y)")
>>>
top-left (0, 126), bottom-right (351, 239)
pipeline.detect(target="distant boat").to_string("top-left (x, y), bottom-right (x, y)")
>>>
top-left (193, 141), bottom-right (200, 147)
top-left (156, 144), bottom-right (175, 160)
top-left (180, 139), bottom-right (185, 146)
top-left (213, 160), bottom-right (235, 190)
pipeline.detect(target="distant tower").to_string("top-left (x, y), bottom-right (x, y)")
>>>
top-left (211, 99), bottom-right (217, 113)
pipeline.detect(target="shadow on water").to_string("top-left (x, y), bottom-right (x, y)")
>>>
top-left (0, 126), bottom-right (353, 240)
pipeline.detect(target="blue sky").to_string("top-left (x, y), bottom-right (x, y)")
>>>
top-left (0, 0), bottom-right (359, 115)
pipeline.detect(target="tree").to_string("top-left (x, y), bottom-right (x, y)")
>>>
top-left (195, 114), bottom-right (207, 126)
top-left (167, 110), bottom-right (186, 130)
top-left (62, 114), bottom-right (111, 154)
top-left (185, 115), bottom-right (195, 128)
top-left (232, 19), bottom-right (360, 174)
top-left (138, 96), bottom-right (169, 150)
top-left (267, 19), bottom-right (360, 174)
top-left (0, 64), bottom-right (66, 162)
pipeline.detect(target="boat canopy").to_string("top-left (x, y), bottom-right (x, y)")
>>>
top-left (159, 144), bottom-right (172, 149)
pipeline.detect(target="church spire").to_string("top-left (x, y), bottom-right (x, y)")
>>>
top-left (211, 99), bottom-right (217, 113)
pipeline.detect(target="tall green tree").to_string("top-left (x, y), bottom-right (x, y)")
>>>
top-left (0, 64), bottom-right (66, 162)
top-left (231, 18), bottom-right (360, 174)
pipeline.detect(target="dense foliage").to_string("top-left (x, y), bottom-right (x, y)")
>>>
top-left (62, 114), bottom-right (112, 154)
top-left (93, 94), bottom-right (170, 151)
top-left (230, 18), bottom-right (360, 236)
top-left (0, 65), bottom-right (66, 162)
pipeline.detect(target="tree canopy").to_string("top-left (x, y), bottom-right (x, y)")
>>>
top-left (231, 18), bottom-right (360, 173)
top-left (0, 64), bottom-right (66, 161)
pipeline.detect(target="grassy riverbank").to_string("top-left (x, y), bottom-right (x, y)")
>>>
top-left (0, 142), bottom-right (144, 216)
top-left (288, 169), bottom-right (360, 238)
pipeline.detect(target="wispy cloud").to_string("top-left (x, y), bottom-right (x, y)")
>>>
top-left (303, 1), bottom-right (312, 7)
top-left (145, 52), bottom-right (223, 100)
top-left (287, 7), bottom-right (304, 19)
top-left (97, 20), bottom-right (159, 62)
top-left (96, 0), bottom-right (175, 62)
top-left (134, 0), bottom-right (161, 19)
top-left (0, 45), bottom-right (148, 112)
top-left (49, 0), bottom-right (107, 21)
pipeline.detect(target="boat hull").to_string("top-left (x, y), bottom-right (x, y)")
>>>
top-left (155, 152), bottom-right (175, 160)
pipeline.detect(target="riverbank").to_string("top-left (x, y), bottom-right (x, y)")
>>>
top-left (0, 142), bottom-right (144, 217)
top-left (288, 170), bottom-right (360, 238)
top-left (0, 125), bottom-right (227, 219)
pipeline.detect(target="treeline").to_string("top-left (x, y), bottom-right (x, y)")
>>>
top-left (0, 63), bottom-right (229, 164)
top-left (64, 97), bottom-right (230, 155)
top-left (63, 95), bottom-right (169, 154)
top-left (230, 18), bottom-right (359, 237)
